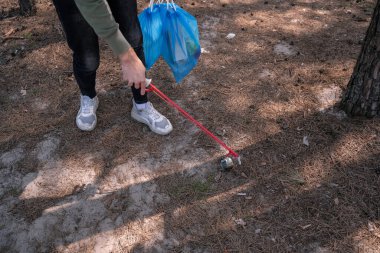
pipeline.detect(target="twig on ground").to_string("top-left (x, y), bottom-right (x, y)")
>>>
top-left (1, 36), bottom-right (25, 42)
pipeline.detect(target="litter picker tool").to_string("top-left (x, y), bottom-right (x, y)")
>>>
top-left (145, 79), bottom-right (241, 170)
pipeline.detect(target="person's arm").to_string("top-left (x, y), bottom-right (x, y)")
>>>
top-left (74, 0), bottom-right (146, 95)
top-left (74, 0), bottom-right (130, 55)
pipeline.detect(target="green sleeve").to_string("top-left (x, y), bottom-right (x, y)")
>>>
top-left (74, 0), bottom-right (131, 55)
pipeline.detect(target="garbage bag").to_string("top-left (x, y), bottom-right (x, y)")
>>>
top-left (139, 2), bottom-right (201, 82)
top-left (138, 4), bottom-right (163, 69)
top-left (160, 4), bottom-right (201, 83)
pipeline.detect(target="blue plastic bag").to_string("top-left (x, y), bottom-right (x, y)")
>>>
top-left (139, 2), bottom-right (201, 82)
top-left (160, 4), bottom-right (201, 82)
top-left (138, 4), bottom-right (163, 70)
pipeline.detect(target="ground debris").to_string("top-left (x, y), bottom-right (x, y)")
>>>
top-left (303, 136), bottom-right (309, 146)
top-left (234, 218), bottom-right (247, 227)
top-left (226, 33), bottom-right (236, 39)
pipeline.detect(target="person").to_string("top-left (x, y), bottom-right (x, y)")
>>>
top-left (52, 0), bottom-right (173, 135)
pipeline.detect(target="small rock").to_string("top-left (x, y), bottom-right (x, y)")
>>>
top-left (201, 48), bottom-right (210, 54)
top-left (303, 136), bottom-right (309, 146)
top-left (368, 221), bottom-right (376, 232)
top-left (234, 218), bottom-right (246, 226)
top-left (226, 33), bottom-right (236, 39)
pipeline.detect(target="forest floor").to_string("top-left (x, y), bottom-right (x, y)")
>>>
top-left (1, 0), bottom-right (380, 252)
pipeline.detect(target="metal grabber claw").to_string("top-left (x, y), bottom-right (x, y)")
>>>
top-left (220, 151), bottom-right (241, 171)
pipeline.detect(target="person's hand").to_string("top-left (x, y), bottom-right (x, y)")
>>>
top-left (120, 47), bottom-right (146, 95)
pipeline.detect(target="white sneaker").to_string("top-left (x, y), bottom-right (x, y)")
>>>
top-left (131, 100), bottom-right (173, 135)
top-left (76, 95), bottom-right (99, 131)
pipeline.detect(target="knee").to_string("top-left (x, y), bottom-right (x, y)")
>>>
top-left (73, 53), bottom-right (99, 73)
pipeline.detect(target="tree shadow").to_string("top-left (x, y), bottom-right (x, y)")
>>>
top-left (0, 8), bottom-right (20, 21)
top-left (5, 108), bottom-right (380, 252)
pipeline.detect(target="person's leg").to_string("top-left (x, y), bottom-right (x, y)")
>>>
top-left (107, 0), bottom-right (148, 104)
top-left (53, 0), bottom-right (100, 98)
top-left (107, 0), bottom-right (173, 135)
top-left (53, 0), bottom-right (100, 131)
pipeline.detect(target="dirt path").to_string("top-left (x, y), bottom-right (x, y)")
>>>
top-left (1, 0), bottom-right (380, 252)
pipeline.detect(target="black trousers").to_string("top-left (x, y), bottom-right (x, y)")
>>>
top-left (53, 0), bottom-right (148, 103)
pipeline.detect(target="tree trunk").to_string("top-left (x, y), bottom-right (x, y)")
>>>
top-left (341, 0), bottom-right (380, 117)
top-left (19, 0), bottom-right (36, 16)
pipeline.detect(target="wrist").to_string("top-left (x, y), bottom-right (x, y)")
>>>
top-left (119, 47), bottom-right (136, 64)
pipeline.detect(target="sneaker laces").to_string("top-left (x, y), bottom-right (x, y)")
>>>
top-left (82, 97), bottom-right (94, 114)
top-left (146, 104), bottom-right (161, 121)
